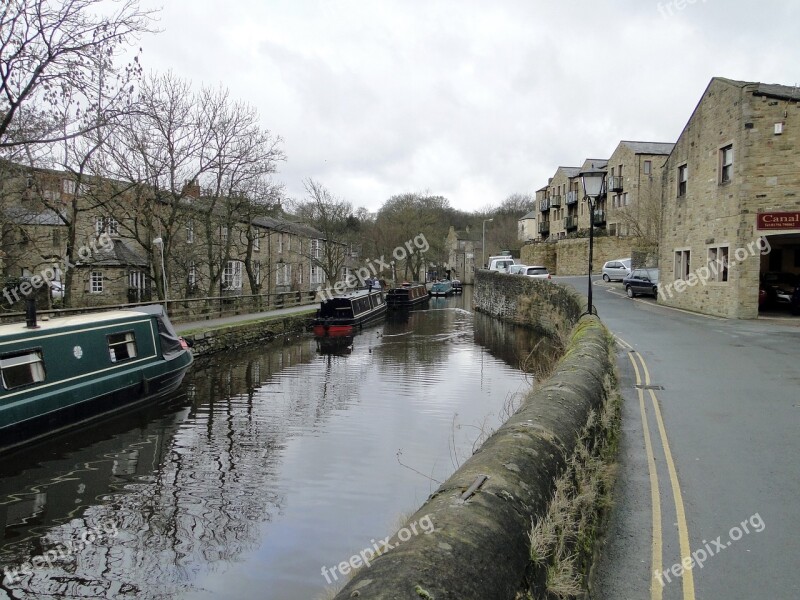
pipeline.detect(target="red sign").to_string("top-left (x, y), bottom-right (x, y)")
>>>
top-left (757, 212), bottom-right (800, 230)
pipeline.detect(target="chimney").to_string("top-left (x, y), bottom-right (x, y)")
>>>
top-left (183, 180), bottom-right (201, 199)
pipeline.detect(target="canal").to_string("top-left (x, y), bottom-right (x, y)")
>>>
top-left (0, 289), bottom-right (544, 599)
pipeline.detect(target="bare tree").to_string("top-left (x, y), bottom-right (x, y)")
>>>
top-left (292, 179), bottom-right (353, 286)
top-left (0, 0), bottom-right (155, 149)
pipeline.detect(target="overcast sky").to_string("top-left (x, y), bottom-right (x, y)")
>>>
top-left (134, 0), bottom-right (799, 213)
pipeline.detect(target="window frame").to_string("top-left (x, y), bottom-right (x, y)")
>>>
top-left (720, 144), bottom-right (733, 184)
top-left (107, 331), bottom-right (138, 364)
top-left (677, 164), bottom-right (688, 197)
top-left (674, 249), bottom-right (691, 281)
top-left (0, 348), bottom-right (46, 390)
top-left (90, 271), bottom-right (104, 293)
top-left (707, 245), bottom-right (729, 283)
top-left (644, 160), bottom-right (652, 175)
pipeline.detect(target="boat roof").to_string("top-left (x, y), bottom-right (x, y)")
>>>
top-left (0, 307), bottom-right (160, 337)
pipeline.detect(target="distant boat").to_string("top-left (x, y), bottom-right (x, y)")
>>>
top-left (430, 281), bottom-right (453, 297)
top-left (451, 279), bottom-right (463, 293)
top-left (386, 282), bottom-right (430, 309)
top-left (312, 289), bottom-right (387, 337)
top-left (0, 304), bottom-right (193, 453)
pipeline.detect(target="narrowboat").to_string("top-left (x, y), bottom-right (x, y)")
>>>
top-left (430, 281), bottom-right (454, 297)
top-left (451, 279), bottom-right (463, 293)
top-left (386, 282), bottom-right (430, 309)
top-left (0, 304), bottom-right (193, 452)
top-left (312, 289), bottom-right (387, 337)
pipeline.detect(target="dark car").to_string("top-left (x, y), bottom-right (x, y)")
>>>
top-left (623, 268), bottom-right (659, 298)
top-left (760, 272), bottom-right (798, 306)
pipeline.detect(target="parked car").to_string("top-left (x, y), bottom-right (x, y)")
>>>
top-left (623, 268), bottom-right (659, 298)
top-left (524, 266), bottom-right (551, 280)
top-left (488, 256), bottom-right (515, 273)
top-left (602, 258), bottom-right (632, 282)
top-left (508, 264), bottom-right (527, 275)
top-left (760, 271), bottom-right (798, 305)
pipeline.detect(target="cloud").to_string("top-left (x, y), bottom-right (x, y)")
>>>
top-left (136, 0), bottom-right (800, 212)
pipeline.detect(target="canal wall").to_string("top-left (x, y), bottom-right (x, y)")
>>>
top-left (333, 274), bottom-right (618, 600)
top-left (180, 312), bottom-right (314, 358)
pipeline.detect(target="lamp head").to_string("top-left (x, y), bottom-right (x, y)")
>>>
top-left (579, 165), bottom-right (606, 199)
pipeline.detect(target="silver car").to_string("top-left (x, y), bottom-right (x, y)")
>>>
top-left (602, 258), bottom-right (631, 282)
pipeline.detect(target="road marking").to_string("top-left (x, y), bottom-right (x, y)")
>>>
top-left (627, 352), bottom-right (663, 600)
top-left (616, 336), bottom-right (696, 600)
top-left (638, 354), bottom-right (696, 600)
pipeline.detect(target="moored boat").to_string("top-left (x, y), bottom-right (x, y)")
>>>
top-left (451, 279), bottom-right (463, 293)
top-left (430, 281), bottom-right (453, 297)
top-left (386, 282), bottom-right (430, 309)
top-left (0, 304), bottom-right (193, 453)
top-left (312, 289), bottom-right (387, 337)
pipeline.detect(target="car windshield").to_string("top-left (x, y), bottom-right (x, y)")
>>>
top-left (527, 268), bottom-right (548, 275)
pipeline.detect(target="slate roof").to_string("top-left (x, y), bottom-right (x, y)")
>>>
top-left (620, 141), bottom-right (675, 155)
top-left (3, 206), bottom-right (66, 226)
top-left (716, 77), bottom-right (800, 102)
top-left (78, 239), bottom-right (148, 267)
top-left (520, 211), bottom-right (537, 220)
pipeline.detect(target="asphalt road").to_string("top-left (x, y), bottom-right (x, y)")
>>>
top-left (556, 276), bottom-right (800, 600)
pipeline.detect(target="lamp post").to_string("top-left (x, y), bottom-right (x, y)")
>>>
top-left (579, 165), bottom-right (606, 316)
top-left (152, 237), bottom-right (168, 308)
top-left (482, 218), bottom-right (493, 269)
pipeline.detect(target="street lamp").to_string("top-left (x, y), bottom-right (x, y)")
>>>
top-left (152, 237), bottom-right (168, 308)
top-left (482, 218), bottom-right (493, 269)
top-left (579, 165), bottom-right (606, 316)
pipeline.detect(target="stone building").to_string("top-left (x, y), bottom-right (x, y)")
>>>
top-left (659, 77), bottom-right (800, 318)
top-left (446, 226), bottom-right (481, 284)
top-left (517, 211), bottom-right (537, 243)
top-left (605, 140), bottom-right (674, 240)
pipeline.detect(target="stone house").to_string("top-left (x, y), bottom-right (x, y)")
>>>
top-left (445, 226), bottom-right (481, 284)
top-left (659, 77), bottom-right (800, 319)
top-left (517, 211), bottom-right (538, 243)
top-left (605, 141), bottom-right (674, 240)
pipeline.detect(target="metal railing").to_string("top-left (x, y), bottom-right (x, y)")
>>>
top-left (566, 191), bottom-right (579, 205)
top-left (549, 195), bottom-right (562, 208)
top-left (538, 221), bottom-right (550, 234)
top-left (539, 198), bottom-right (550, 212)
top-left (0, 290), bottom-right (320, 325)
top-left (607, 176), bottom-right (623, 192)
top-left (564, 215), bottom-right (577, 230)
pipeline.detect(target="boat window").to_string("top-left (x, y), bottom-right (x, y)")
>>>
top-left (1, 350), bottom-right (46, 390)
top-left (108, 331), bottom-right (138, 363)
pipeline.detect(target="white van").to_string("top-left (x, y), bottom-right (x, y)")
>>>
top-left (488, 256), bottom-right (515, 273)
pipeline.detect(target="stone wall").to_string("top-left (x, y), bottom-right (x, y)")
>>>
top-left (472, 270), bottom-right (584, 338)
top-left (521, 237), bottom-right (640, 276)
top-left (520, 241), bottom-right (557, 272)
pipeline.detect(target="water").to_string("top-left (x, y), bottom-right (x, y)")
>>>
top-left (0, 290), bottom-right (543, 599)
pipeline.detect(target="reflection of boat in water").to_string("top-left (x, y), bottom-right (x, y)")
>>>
top-left (430, 281), bottom-right (453, 296)
top-left (386, 282), bottom-right (430, 309)
top-left (315, 335), bottom-right (354, 355)
top-left (312, 289), bottom-right (387, 337)
top-left (0, 304), bottom-right (193, 453)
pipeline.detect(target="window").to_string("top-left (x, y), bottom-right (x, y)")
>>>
top-left (310, 264), bottom-right (323, 285)
top-left (720, 145), bottom-right (733, 184)
top-left (677, 164), bottom-right (688, 197)
top-left (90, 271), bottom-right (104, 293)
top-left (276, 263), bottom-right (292, 286)
top-left (311, 239), bottom-right (322, 259)
top-left (254, 261), bottom-right (261, 286)
top-left (286, 235), bottom-right (291, 252)
top-left (298, 263), bottom-right (303, 284)
top-left (188, 261), bottom-right (197, 288)
top-left (644, 160), bottom-right (652, 175)
top-left (674, 250), bottom-right (691, 281)
top-left (107, 332), bottom-right (137, 363)
top-left (222, 260), bottom-right (243, 289)
top-left (278, 234), bottom-right (283, 253)
top-left (186, 219), bottom-right (194, 244)
top-left (1, 350), bottom-right (45, 389)
top-left (220, 226), bottom-right (228, 244)
top-left (129, 270), bottom-right (147, 292)
top-left (52, 228), bottom-right (61, 247)
top-left (707, 246), bottom-right (729, 282)
top-left (62, 179), bottom-right (76, 195)
top-left (95, 216), bottom-right (118, 236)
top-left (624, 192), bottom-right (630, 206)
top-left (253, 230), bottom-right (260, 251)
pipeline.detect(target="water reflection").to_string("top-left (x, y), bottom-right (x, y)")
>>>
top-left (0, 291), bottom-right (548, 599)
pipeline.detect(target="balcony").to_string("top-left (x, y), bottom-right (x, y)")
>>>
top-left (538, 221), bottom-right (550, 234)
top-left (564, 216), bottom-right (577, 230)
top-left (550, 195), bottom-right (562, 208)
top-left (566, 191), bottom-right (579, 205)
top-left (539, 198), bottom-right (550, 212)
top-left (592, 209), bottom-right (606, 225)
top-left (607, 176), bottom-right (623, 192)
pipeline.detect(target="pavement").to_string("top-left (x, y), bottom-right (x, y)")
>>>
top-left (554, 276), bottom-right (800, 600)
top-left (174, 303), bottom-right (316, 334)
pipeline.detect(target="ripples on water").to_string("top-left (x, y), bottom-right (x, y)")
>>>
top-left (0, 293), bottom-right (547, 599)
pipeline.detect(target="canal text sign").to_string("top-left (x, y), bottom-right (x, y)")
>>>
top-left (757, 211), bottom-right (800, 230)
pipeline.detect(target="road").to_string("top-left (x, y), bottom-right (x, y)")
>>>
top-left (556, 276), bottom-right (800, 600)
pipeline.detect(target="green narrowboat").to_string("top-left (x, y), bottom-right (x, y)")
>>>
top-left (0, 305), bottom-right (193, 452)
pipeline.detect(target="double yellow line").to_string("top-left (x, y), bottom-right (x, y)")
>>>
top-left (616, 336), bottom-right (695, 600)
